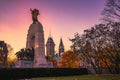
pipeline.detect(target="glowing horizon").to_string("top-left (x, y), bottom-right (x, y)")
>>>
top-left (0, 0), bottom-right (106, 55)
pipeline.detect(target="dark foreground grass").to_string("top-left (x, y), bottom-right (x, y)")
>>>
top-left (32, 74), bottom-right (120, 80)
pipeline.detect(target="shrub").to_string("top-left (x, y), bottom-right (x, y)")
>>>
top-left (0, 68), bottom-right (88, 80)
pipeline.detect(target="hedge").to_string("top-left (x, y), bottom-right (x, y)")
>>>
top-left (0, 68), bottom-right (88, 80)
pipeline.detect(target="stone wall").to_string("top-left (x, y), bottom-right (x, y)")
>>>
top-left (14, 60), bottom-right (34, 68)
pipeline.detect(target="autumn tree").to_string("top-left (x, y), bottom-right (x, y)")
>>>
top-left (0, 42), bottom-right (16, 67)
top-left (7, 44), bottom-right (17, 67)
top-left (70, 23), bottom-right (120, 74)
top-left (59, 50), bottom-right (80, 68)
top-left (101, 0), bottom-right (120, 73)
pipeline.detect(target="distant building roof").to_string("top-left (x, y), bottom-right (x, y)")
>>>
top-left (53, 53), bottom-right (61, 60)
top-left (46, 37), bottom-right (55, 44)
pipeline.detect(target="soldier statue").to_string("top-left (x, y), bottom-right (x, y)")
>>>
top-left (30, 8), bottom-right (40, 24)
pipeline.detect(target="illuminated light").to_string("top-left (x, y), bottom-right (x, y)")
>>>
top-left (35, 44), bottom-right (39, 49)
top-left (0, 47), bottom-right (4, 51)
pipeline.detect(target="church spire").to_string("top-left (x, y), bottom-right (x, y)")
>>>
top-left (59, 37), bottom-right (64, 56)
top-left (59, 37), bottom-right (64, 47)
top-left (49, 28), bottom-right (51, 38)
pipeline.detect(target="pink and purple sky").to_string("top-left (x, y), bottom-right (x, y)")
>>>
top-left (0, 0), bottom-right (106, 53)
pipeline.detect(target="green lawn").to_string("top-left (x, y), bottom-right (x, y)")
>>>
top-left (32, 74), bottom-right (120, 80)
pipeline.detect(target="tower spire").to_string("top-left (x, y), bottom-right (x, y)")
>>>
top-left (59, 37), bottom-right (64, 47)
top-left (59, 37), bottom-right (64, 56)
top-left (49, 27), bottom-right (51, 38)
top-left (46, 28), bottom-right (55, 57)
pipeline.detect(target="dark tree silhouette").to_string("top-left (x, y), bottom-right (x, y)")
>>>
top-left (0, 41), bottom-right (8, 67)
top-left (70, 23), bottom-right (120, 74)
top-left (101, 0), bottom-right (120, 23)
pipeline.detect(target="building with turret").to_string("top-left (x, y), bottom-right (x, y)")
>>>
top-left (46, 36), bottom-right (64, 58)
top-left (46, 35), bottom-right (65, 67)
top-left (0, 41), bottom-right (8, 68)
top-left (46, 36), bottom-right (55, 57)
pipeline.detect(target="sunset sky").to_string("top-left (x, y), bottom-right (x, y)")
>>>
top-left (0, 0), bottom-right (106, 54)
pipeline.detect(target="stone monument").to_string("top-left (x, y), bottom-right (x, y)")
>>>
top-left (26, 9), bottom-right (47, 68)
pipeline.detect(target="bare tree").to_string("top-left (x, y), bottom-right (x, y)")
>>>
top-left (101, 0), bottom-right (120, 23)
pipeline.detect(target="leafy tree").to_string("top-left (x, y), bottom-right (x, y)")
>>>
top-left (59, 50), bottom-right (80, 68)
top-left (70, 23), bottom-right (120, 73)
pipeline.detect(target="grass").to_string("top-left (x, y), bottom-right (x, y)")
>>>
top-left (32, 74), bottom-right (120, 80)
